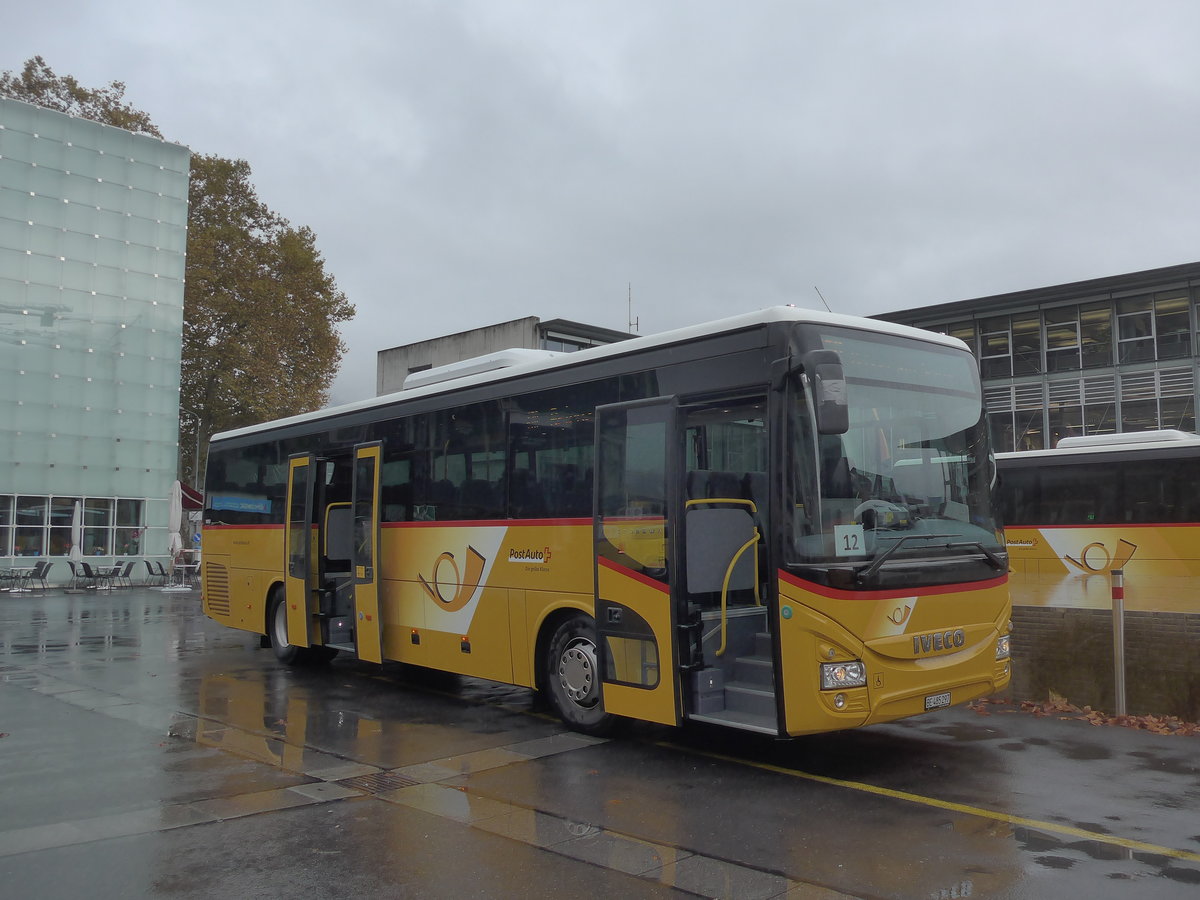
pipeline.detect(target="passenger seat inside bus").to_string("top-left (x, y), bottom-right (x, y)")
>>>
top-left (323, 505), bottom-right (354, 575)
top-left (684, 469), bottom-right (759, 609)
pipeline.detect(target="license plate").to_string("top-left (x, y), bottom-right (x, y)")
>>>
top-left (924, 691), bottom-right (951, 710)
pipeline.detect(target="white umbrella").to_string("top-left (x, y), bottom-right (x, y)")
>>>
top-left (168, 480), bottom-right (184, 560)
top-left (64, 500), bottom-right (85, 591)
top-left (69, 500), bottom-right (83, 563)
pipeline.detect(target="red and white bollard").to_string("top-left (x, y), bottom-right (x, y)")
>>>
top-left (1111, 568), bottom-right (1126, 716)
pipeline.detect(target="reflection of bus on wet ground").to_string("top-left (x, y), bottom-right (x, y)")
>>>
top-left (996, 430), bottom-right (1200, 719)
top-left (201, 307), bottom-right (1010, 738)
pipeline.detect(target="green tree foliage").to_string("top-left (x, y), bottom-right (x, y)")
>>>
top-left (0, 57), bottom-right (355, 485)
top-left (182, 156), bottom-right (354, 452)
top-left (0, 56), bottom-right (162, 138)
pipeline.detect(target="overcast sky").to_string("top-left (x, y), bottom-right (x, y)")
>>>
top-left (6, 2), bottom-right (1200, 404)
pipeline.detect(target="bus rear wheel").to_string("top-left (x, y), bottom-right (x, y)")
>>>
top-left (545, 613), bottom-right (613, 735)
top-left (267, 590), bottom-right (337, 665)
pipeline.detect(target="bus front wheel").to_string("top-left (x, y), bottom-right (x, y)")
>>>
top-left (545, 613), bottom-right (613, 735)
top-left (267, 590), bottom-right (336, 665)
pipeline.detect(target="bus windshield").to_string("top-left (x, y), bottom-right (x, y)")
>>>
top-left (787, 327), bottom-right (1005, 587)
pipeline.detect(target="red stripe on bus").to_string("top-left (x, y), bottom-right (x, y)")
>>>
top-left (779, 570), bottom-right (1007, 601)
top-left (597, 555), bottom-right (670, 593)
top-left (201, 523), bottom-right (282, 530)
top-left (1012, 522), bottom-right (1194, 530)
top-left (384, 517), bottom-right (591, 529)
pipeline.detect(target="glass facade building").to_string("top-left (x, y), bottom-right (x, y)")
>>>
top-left (876, 262), bottom-right (1200, 453)
top-left (0, 98), bottom-right (190, 577)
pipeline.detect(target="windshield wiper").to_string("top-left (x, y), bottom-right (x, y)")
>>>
top-left (860, 533), bottom-right (1005, 583)
top-left (950, 539), bottom-right (1007, 572)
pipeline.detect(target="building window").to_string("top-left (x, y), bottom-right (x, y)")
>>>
top-left (15, 496), bottom-right (47, 556)
top-left (1, 495), bottom-right (144, 558)
top-left (49, 497), bottom-right (76, 557)
top-left (1082, 375), bottom-right (1116, 437)
top-left (979, 316), bottom-right (1012, 378)
top-left (1154, 291), bottom-right (1191, 360)
top-left (1012, 314), bottom-right (1042, 376)
top-left (1079, 302), bottom-right (1113, 368)
top-left (1117, 296), bottom-right (1155, 363)
top-left (1014, 383), bottom-right (1046, 451)
top-left (1119, 372), bottom-right (1158, 432)
top-left (1161, 396), bottom-right (1196, 432)
top-left (0, 495), bottom-right (13, 559)
top-left (1047, 379), bottom-right (1083, 446)
top-left (1044, 307), bottom-right (1081, 372)
top-left (946, 321), bottom-right (977, 356)
top-left (1158, 367), bottom-right (1196, 432)
top-left (984, 384), bottom-right (1046, 452)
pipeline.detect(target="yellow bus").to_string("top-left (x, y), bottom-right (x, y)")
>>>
top-left (200, 307), bottom-right (1011, 736)
top-left (997, 429), bottom-right (1200, 613)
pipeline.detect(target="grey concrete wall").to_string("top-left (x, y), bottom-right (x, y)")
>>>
top-left (376, 318), bottom-right (541, 394)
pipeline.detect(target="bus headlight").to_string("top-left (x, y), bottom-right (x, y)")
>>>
top-left (821, 660), bottom-right (866, 690)
top-left (995, 634), bottom-right (1011, 660)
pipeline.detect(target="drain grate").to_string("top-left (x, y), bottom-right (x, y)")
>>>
top-left (339, 771), bottom-right (421, 794)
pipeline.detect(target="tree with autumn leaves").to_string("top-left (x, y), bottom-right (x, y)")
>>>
top-left (0, 57), bottom-right (355, 485)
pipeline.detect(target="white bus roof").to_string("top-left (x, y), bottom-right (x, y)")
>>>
top-left (998, 429), bottom-right (1200, 461)
top-left (211, 305), bottom-right (968, 443)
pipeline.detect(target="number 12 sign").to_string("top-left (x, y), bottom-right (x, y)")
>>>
top-left (834, 523), bottom-right (867, 557)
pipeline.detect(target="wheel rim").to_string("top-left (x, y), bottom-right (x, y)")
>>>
top-left (558, 636), bottom-right (599, 708)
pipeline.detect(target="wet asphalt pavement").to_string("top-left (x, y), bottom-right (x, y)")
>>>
top-left (1, 586), bottom-right (1199, 899)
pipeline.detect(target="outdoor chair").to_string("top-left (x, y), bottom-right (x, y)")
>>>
top-left (114, 560), bottom-right (135, 588)
top-left (79, 561), bottom-right (104, 589)
top-left (30, 560), bottom-right (52, 590)
top-left (144, 560), bottom-right (169, 585)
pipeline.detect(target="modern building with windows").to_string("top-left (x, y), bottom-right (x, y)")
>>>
top-left (377, 316), bottom-right (634, 394)
top-left (0, 98), bottom-right (190, 581)
top-left (876, 261), bottom-right (1200, 452)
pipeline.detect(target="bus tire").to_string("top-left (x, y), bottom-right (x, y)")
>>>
top-left (267, 589), bottom-right (337, 665)
top-left (544, 613), bottom-right (614, 736)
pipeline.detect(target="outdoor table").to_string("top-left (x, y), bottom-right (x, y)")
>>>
top-left (8, 566), bottom-right (35, 592)
top-left (170, 563), bottom-right (199, 587)
top-left (92, 564), bottom-right (120, 589)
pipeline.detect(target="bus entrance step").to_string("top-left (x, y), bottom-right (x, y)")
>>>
top-left (325, 642), bottom-right (356, 653)
top-left (724, 682), bottom-right (776, 718)
top-left (733, 656), bottom-right (773, 687)
top-left (688, 709), bottom-right (777, 735)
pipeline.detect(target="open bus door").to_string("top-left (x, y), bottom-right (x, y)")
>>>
top-left (284, 454), bottom-right (316, 648)
top-left (594, 397), bottom-right (682, 727)
top-left (351, 442), bottom-right (383, 663)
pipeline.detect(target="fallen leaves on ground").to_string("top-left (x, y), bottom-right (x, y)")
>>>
top-left (968, 693), bottom-right (1200, 736)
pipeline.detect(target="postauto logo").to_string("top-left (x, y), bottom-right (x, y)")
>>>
top-left (508, 546), bottom-right (552, 563)
top-left (1063, 538), bottom-right (1137, 575)
top-left (418, 546), bottom-right (486, 612)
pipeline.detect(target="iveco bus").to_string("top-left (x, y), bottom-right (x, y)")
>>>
top-left (201, 307), bottom-right (1011, 736)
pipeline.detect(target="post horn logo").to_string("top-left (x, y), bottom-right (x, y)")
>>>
top-left (419, 546), bottom-right (486, 612)
top-left (1064, 538), bottom-right (1137, 574)
top-left (887, 604), bottom-right (913, 627)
